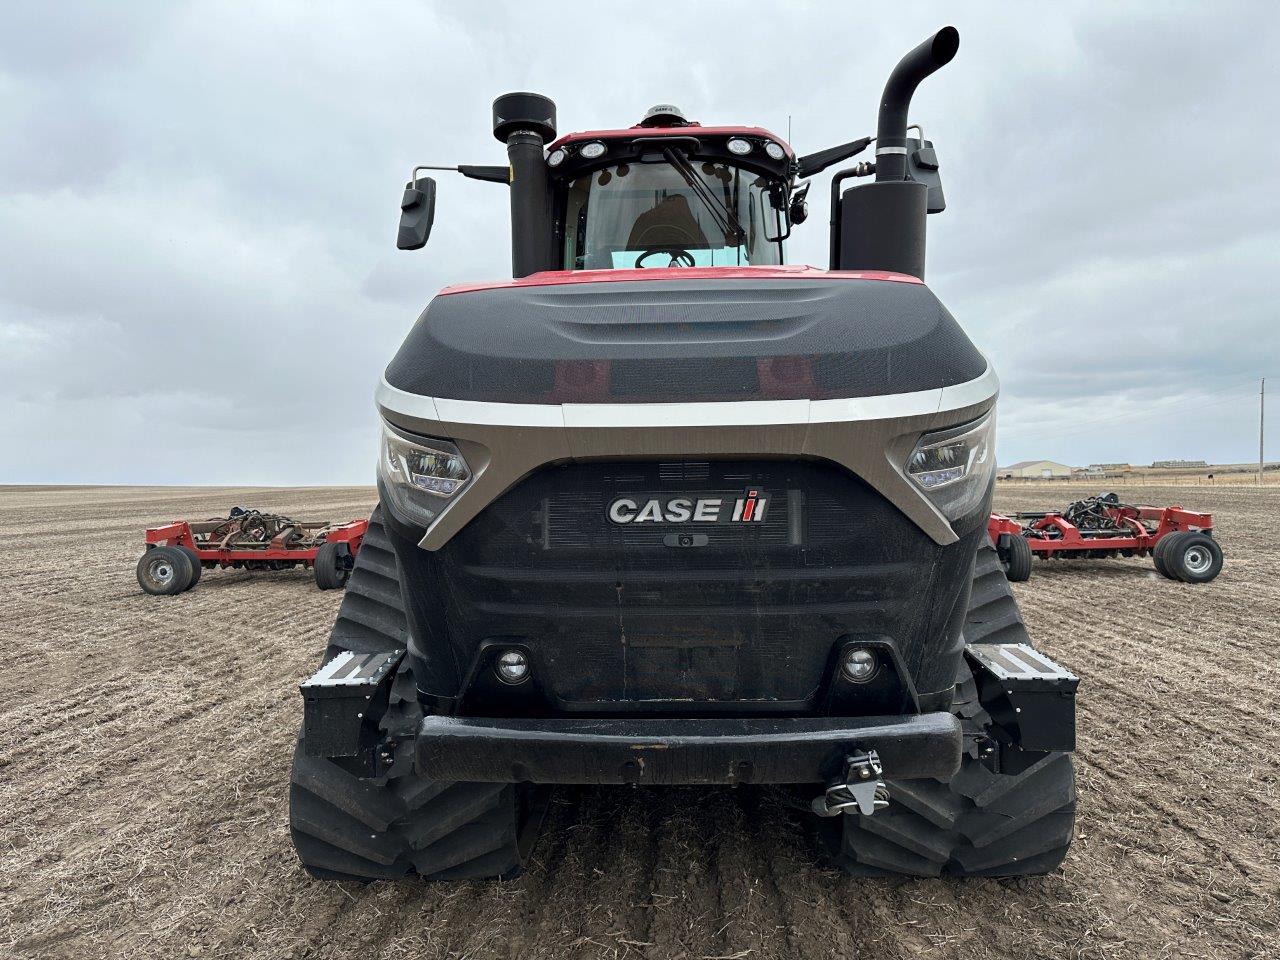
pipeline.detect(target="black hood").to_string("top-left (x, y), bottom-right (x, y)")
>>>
top-left (384, 276), bottom-right (986, 405)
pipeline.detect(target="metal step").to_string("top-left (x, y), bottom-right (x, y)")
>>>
top-left (965, 643), bottom-right (1078, 690)
top-left (965, 642), bottom-right (1077, 754)
top-left (301, 649), bottom-right (404, 761)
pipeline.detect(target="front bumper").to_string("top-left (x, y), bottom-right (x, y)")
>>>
top-left (415, 712), bottom-right (961, 785)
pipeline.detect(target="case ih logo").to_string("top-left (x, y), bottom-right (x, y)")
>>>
top-left (608, 490), bottom-right (768, 525)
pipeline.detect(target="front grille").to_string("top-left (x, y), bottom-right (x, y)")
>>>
top-left (418, 459), bottom-right (960, 710)
top-left (658, 461), bottom-right (711, 483)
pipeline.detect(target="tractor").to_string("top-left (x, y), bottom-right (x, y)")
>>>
top-left (289, 27), bottom-right (1078, 880)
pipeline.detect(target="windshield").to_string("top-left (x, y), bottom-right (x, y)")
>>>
top-left (563, 160), bottom-right (785, 270)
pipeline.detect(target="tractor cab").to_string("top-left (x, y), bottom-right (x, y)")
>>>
top-left (397, 86), bottom-right (947, 281)
top-left (546, 115), bottom-right (793, 270)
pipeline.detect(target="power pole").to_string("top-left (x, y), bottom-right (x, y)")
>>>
top-left (1261, 377), bottom-right (1267, 485)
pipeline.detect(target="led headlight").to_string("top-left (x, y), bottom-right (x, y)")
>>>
top-left (579, 141), bottom-right (606, 159)
top-left (726, 137), bottom-right (752, 155)
top-left (378, 421), bottom-right (472, 527)
top-left (906, 409), bottom-right (996, 521)
top-left (764, 140), bottom-right (786, 160)
top-left (546, 148), bottom-right (567, 167)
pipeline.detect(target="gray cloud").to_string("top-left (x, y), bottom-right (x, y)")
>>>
top-left (2, 1), bottom-right (1276, 483)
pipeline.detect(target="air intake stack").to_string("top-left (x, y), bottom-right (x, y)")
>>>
top-left (492, 92), bottom-right (558, 278)
top-left (837, 28), bottom-right (959, 279)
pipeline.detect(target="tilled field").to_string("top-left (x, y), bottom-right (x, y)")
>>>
top-left (2, 483), bottom-right (1277, 960)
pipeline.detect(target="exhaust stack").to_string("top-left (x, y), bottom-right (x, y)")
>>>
top-left (837, 28), bottom-right (958, 279)
top-left (875, 27), bottom-right (959, 182)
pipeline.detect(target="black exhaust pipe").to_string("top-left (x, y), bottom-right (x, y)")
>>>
top-left (836, 28), bottom-right (958, 279)
top-left (875, 27), bottom-right (959, 182)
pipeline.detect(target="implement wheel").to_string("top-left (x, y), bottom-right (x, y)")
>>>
top-left (136, 546), bottom-right (194, 596)
top-left (177, 545), bottom-right (203, 590)
top-left (1164, 532), bottom-right (1223, 584)
top-left (1001, 533), bottom-right (1033, 582)
top-left (1153, 532), bottom-right (1179, 578)
top-left (313, 541), bottom-right (350, 590)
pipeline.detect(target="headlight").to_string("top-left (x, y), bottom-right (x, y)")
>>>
top-left (906, 409), bottom-right (996, 521)
top-left (579, 141), bottom-right (606, 159)
top-left (726, 137), bottom-right (752, 155)
top-left (378, 421), bottom-right (472, 526)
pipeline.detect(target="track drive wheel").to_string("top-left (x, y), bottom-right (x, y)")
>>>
top-left (1163, 531), bottom-right (1223, 584)
top-left (819, 538), bottom-right (1076, 877)
top-left (313, 541), bottom-right (350, 590)
top-left (136, 545), bottom-right (194, 596)
top-left (290, 506), bottom-right (546, 881)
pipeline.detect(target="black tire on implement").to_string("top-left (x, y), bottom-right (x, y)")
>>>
top-left (136, 545), bottom-right (195, 596)
top-left (289, 506), bottom-right (540, 881)
top-left (1001, 533), bottom-right (1033, 582)
top-left (313, 541), bottom-right (349, 591)
top-left (1152, 531), bottom-right (1181, 579)
top-left (821, 538), bottom-right (1076, 877)
top-left (1164, 531), bottom-right (1223, 584)
top-left (177, 545), bottom-right (203, 590)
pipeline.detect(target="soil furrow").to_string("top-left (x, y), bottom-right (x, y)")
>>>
top-left (2, 482), bottom-right (1276, 960)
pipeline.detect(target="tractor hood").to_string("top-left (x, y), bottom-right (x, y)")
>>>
top-left (376, 266), bottom-right (998, 551)
top-left (383, 267), bottom-right (986, 405)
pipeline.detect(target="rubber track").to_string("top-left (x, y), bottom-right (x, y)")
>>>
top-left (964, 540), bottom-right (1031, 645)
top-left (289, 505), bottom-right (525, 881)
top-left (827, 539), bottom-right (1077, 877)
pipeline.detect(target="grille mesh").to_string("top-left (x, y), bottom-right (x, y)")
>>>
top-left (425, 459), bottom-right (953, 707)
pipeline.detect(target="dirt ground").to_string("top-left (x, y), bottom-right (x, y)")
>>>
top-left (2, 482), bottom-right (1277, 960)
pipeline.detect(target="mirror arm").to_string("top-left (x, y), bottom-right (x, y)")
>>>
top-left (795, 136), bottom-right (873, 179)
top-left (459, 165), bottom-right (510, 184)
top-left (413, 164), bottom-right (509, 185)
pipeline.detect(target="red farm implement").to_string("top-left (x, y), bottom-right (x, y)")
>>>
top-left (988, 493), bottom-right (1223, 584)
top-left (136, 508), bottom-right (368, 596)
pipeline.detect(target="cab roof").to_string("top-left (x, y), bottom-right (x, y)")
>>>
top-left (550, 125), bottom-right (795, 158)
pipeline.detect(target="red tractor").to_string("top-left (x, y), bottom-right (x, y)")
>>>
top-left (290, 27), bottom-right (1084, 882)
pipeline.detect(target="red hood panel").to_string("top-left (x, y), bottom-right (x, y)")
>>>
top-left (439, 265), bottom-right (922, 298)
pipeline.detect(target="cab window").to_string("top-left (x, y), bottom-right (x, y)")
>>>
top-left (563, 160), bottom-right (784, 270)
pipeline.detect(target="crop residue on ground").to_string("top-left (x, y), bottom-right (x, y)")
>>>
top-left (1, 482), bottom-right (1276, 960)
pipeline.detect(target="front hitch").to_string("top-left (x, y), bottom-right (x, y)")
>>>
top-left (810, 750), bottom-right (890, 817)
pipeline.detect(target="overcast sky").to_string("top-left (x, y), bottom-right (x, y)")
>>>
top-left (2, 2), bottom-right (1277, 484)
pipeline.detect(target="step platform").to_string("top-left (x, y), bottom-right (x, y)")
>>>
top-left (300, 649), bottom-right (404, 763)
top-left (965, 642), bottom-right (1078, 754)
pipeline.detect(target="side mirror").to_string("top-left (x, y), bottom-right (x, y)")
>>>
top-left (397, 176), bottom-right (437, 250)
top-left (763, 182), bottom-right (791, 242)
